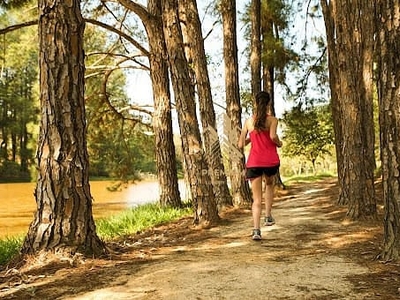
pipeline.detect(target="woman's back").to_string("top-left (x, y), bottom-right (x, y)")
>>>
top-left (246, 115), bottom-right (274, 132)
top-left (246, 116), bottom-right (280, 168)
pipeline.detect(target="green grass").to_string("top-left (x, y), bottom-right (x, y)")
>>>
top-left (0, 203), bottom-right (192, 266)
top-left (96, 203), bottom-right (192, 240)
top-left (0, 236), bottom-right (24, 266)
top-left (282, 173), bottom-right (336, 185)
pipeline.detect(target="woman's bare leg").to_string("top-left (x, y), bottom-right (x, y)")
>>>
top-left (250, 176), bottom-right (262, 229)
top-left (264, 175), bottom-right (275, 218)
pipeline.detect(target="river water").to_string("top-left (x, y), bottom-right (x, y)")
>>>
top-left (0, 180), bottom-right (188, 238)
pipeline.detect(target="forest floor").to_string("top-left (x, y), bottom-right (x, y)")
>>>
top-left (1, 177), bottom-right (400, 299)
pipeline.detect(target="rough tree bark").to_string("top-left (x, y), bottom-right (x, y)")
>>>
top-left (376, 0), bottom-right (400, 261)
top-left (261, 13), bottom-right (275, 114)
top-left (179, 0), bottom-right (233, 208)
top-left (162, 0), bottom-right (219, 226)
top-left (116, 0), bottom-right (182, 208)
top-left (260, 2), bottom-right (284, 188)
top-left (147, 0), bottom-right (182, 207)
top-left (22, 0), bottom-right (106, 256)
top-left (250, 0), bottom-right (261, 96)
top-left (320, 0), bottom-right (376, 219)
top-left (220, 0), bottom-right (252, 207)
top-left (320, 0), bottom-right (345, 205)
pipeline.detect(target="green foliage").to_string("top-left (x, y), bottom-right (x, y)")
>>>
top-left (0, 235), bottom-right (23, 266)
top-left (0, 0), bottom-right (30, 9)
top-left (240, 89), bottom-right (254, 117)
top-left (0, 160), bottom-right (31, 182)
top-left (84, 24), bottom-right (156, 182)
top-left (0, 4), bottom-right (39, 181)
top-left (85, 69), bottom-right (155, 180)
top-left (241, 0), bottom-right (299, 82)
top-left (260, 0), bottom-right (298, 76)
top-left (88, 120), bottom-right (156, 181)
top-left (1, 11), bottom-right (156, 182)
top-left (262, 33), bottom-right (298, 73)
top-left (281, 103), bottom-right (334, 170)
top-left (96, 203), bottom-right (192, 240)
top-left (279, 153), bottom-right (336, 178)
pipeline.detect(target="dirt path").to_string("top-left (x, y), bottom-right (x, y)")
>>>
top-left (1, 178), bottom-right (400, 299)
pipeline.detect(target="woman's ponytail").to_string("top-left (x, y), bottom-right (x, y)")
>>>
top-left (253, 91), bottom-right (271, 131)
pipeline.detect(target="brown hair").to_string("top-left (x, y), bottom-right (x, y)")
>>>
top-left (253, 91), bottom-right (271, 131)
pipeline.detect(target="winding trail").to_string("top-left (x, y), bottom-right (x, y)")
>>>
top-left (67, 179), bottom-right (374, 299)
top-left (0, 178), bottom-right (394, 299)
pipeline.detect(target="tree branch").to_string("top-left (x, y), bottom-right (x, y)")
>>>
top-left (85, 18), bottom-right (149, 56)
top-left (115, 0), bottom-right (151, 25)
top-left (0, 20), bottom-right (37, 34)
top-left (0, 18), bottom-right (150, 59)
top-left (100, 59), bottom-right (152, 129)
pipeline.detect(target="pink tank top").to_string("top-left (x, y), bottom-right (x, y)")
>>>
top-left (246, 130), bottom-right (280, 168)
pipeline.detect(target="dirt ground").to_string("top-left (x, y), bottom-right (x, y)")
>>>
top-left (1, 178), bottom-right (400, 300)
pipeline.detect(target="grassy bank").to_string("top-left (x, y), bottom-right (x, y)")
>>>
top-left (0, 203), bottom-right (192, 266)
top-left (96, 203), bottom-right (192, 240)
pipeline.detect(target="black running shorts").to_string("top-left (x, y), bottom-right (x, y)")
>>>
top-left (246, 165), bottom-right (280, 179)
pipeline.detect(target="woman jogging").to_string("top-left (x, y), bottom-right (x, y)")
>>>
top-left (238, 91), bottom-right (283, 240)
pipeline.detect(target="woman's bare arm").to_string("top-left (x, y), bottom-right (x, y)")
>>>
top-left (269, 117), bottom-right (283, 147)
top-left (238, 119), bottom-right (249, 149)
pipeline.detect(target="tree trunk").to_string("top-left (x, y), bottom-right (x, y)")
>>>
top-left (22, 0), bottom-right (105, 256)
top-left (262, 66), bottom-right (275, 114)
top-left (116, 0), bottom-right (182, 208)
top-left (261, 15), bottom-right (275, 112)
top-left (376, 0), bottom-right (400, 261)
top-left (320, 0), bottom-right (345, 204)
top-left (179, 0), bottom-right (233, 208)
top-left (20, 124), bottom-right (29, 173)
top-left (321, 0), bottom-right (376, 219)
top-left (146, 0), bottom-right (182, 207)
top-left (261, 8), bottom-right (283, 188)
top-left (162, 0), bottom-right (219, 226)
top-left (220, 0), bottom-right (252, 207)
top-left (250, 0), bottom-right (261, 95)
top-left (11, 130), bottom-right (16, 162)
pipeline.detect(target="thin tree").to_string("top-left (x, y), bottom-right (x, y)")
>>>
top-left (179, 0), bottom-right (233, 208)
top-left (21, 0), bottom-right (106, 256)
top-left (259, 0), bottom-right (296, 114)
top-left (95, 0), bottom-right (182, 207)
top-left (220, 0), bottom-right (252, 206)
top-left (259, 0), bottom-right (292, 189)
top-left (250, 0), bottom-right (261, 95)
top-left (146, 0), bottom-right (182, 207)
top-left (0, 0), bottom-right (37, 181)
top-left (260, 0), bottom-right (275, 110)
top-left (376, 0), bottom-right (400, 261)
top-left (162, 0), bottom-right (219, 225)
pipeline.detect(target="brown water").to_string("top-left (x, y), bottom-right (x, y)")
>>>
top-left (0, 180), bottom-right (187, 239)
